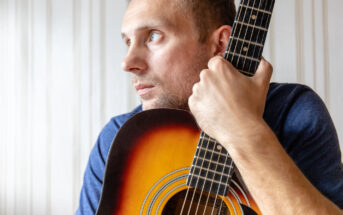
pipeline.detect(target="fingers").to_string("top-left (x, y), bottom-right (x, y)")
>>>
top-left (206, 55), bottom-right (273, 88)
top-left (253, 57), bottom-right (273, 85)
top-left (208, 56), bottom-right (236, 75)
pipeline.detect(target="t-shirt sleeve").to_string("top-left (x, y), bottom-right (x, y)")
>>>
top-left (281, 88), bottom-right (343, 209)
top-left (75, 106), bottom-right (141, 215)
top-left (75, 120), bottom-right (119, 215)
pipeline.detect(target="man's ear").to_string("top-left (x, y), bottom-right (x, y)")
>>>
top-left (209, 25), bottom-right (232, 56)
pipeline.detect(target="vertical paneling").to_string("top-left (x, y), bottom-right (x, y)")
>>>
top-left (272, 0), bottom-right (298, 83)
top-left (0, 1), bottom-right (9, 214)
top-left (49, 0), bottom-right (74, 214)
top-left (0, 1), bottom-right (342, 215)
top-left (31, 0), bottom-right (50, 213)
top-left (72, 0), bottom-right (82, 210)
top-left (327, 0), bottom-right (343, 148)
top-left (7, 1), bottom-right (18, 215)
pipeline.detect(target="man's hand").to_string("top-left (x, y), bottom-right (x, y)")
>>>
top-left (189, 56), bottom-right (343, 215)
top-left (188, 56), bottom-right (273, 145)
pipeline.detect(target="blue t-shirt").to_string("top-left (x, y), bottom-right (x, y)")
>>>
top-left (75, 83), bottom-right (343, 214)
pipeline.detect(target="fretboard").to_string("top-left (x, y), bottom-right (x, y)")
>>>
top-left (187, 132), bottom-right (234, 195)
top-left (225, 0), bottom-right (275, 76)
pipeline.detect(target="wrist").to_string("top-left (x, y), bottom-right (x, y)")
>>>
top-left (218, 117), bottom-right (269, 144)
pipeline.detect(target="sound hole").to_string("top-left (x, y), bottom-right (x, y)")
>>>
top-left (162, 189), bottom-right (229, 215)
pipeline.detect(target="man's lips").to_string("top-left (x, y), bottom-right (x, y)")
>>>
top-left (134, 83), bottom-right (155, 96)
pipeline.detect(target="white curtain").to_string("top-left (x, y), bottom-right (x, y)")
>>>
top-left (0, 0), bottom-right (342, 214)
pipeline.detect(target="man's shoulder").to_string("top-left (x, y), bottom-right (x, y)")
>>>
top-left (96, 105), bottom-right (142, 160)
top-left (264, 82), bottom-right (333, 142)
top-left (265, 82), bottom-right (321, 122)
top-left (267, 82), bottom-right (313, 100)
top-left (107, 105), bottom-right (143, 132)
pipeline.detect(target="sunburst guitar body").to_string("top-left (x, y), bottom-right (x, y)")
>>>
top-left (96, 109), bottom-right (260, 215)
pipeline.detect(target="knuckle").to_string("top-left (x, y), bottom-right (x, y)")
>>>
top-left (200, 69), bottom-right (209, 80)
top-left (192, 83), bottom-right (199, 93)
top-left (261, 58), bottom-right (273, 72)
top-left (267, 63), bottom-right (273, 73)
top-left (208, 56), bottom-right (224, 69)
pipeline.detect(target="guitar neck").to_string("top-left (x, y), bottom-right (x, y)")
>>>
top-left (187, 0), bottom-right (275, 196)
top-left (225, 0), bottom-right (275, 76)
top-left (187, 132), bottom-right (234, 195)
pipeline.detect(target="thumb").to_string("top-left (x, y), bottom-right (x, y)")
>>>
top-left (253, 57), bottom-right (273, 85)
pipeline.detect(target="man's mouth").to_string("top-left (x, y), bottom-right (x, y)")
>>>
top-left (134, 83), bottom-right (155, 97)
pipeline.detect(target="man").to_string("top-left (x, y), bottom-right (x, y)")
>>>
top-left (76, 0), bottom-right (343, 214)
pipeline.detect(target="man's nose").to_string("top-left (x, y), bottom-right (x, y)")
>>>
top-left (121, 44), bottom-right (148, 74)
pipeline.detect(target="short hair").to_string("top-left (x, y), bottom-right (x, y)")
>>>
top-left (182, 0), bottom-right (236, 42)
top-left (127, 0), bottom-right (236, 43)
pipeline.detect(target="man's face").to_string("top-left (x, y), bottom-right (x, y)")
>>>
top-left (121, 0), bottom-right (212, 110)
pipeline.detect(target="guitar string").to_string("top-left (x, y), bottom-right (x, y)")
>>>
top-left (250, 0), bottom-right (274, 73)
top-left (200, 139), bottom-right (229, 215)
top-left (196, 1), bottom-right (253, 214)
top-left (212, 147), bottom-right (234, 215)
top-left (236, 0), bottom-right (263, 76)
top-left (207, 0), bottom-right (254, 214)
top-left (198, 1), bottom-right (252, 213)
top-left (179, 132), bottom-right (206, 214)
top-left (245, 0), bottom-right (268, 74)
top-left (215, 0), bottom-right (261, 214)
top-left (224, 0), bottom-right (251, 68)
top-left (186, 133), bottom-right (216, 215)
top-left (208, 1), bottom-right (274, 213)
top-left (180, 0), bottom-right (271, 214)
top-left (216, 1), bottom-right (275, 214)
top-left (244, 0), bottom-right (272, 75)
top-left (179, 132), bottom-right (208, 214)
top-left (193, 137), bottom-right (225, 215)
top-left (205, 0), bottom-right (260, 214)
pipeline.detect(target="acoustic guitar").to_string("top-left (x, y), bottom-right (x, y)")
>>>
top-left (97, 0), bottom-right (275, 214)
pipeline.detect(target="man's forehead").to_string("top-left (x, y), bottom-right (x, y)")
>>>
top-left (121, 0), bottom-right (186, 37)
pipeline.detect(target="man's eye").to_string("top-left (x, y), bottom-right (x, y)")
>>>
top-left (149, 32), bottom-right (162, 42)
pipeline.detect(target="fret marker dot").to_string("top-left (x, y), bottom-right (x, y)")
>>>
top-left (252, 15), bottom-right (257, 20)
top-left (217, 145), bottom-right (222, 150)
top-left (243, 47), bottom-right (248, 52)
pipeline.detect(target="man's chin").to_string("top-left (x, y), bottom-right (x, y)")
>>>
top-left (141, 98), bottom-right (189, 111)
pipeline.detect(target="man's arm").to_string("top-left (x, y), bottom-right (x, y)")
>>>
top-left (75, 129), bottom-right (112, 215)
top-left (189, 56), bottom-right (343, 214)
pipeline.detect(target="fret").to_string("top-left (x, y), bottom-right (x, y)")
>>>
top-left (231, 23), bottom-right (266, 45)
top-left (230, 36), bottom-right (264, 48)
top-left (239, 70), bottom-right (256, 77)
top-left (192, 157), bottom-right (233, 173)
top-left (187, 176), bottom-right (229, 195)
top-left (189, 171), bottom-right (230, 188)
top-left (190, 165), bottom-right (233, 178)
top-left (228, 37), bottom-right (264, 59)
top-left (198, 137), bottom-right (219, 150)
top-left (224, 0), bottom-right (275, 75)
top-left (240, 3), bottom-right (272, 15)
top-left (234, 20), bottom-right (268, 32)
top-left (227, 54), bottom-right (260, 76)
top-left (237, 6), bottom-right (272, 29)
top-left (240, 0), bottom-right (261, 8)
top-left (197, 145), bottom-right (230, 159)
top-left (225, 51), bottom-right (260, 63)
top-left (241, 0), bottom-right (274, 11)
top-left (188, 174), bottom-right (231, 187)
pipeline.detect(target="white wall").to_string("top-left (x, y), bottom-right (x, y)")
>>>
top-left (0, 0), bottom-right (342, 214)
